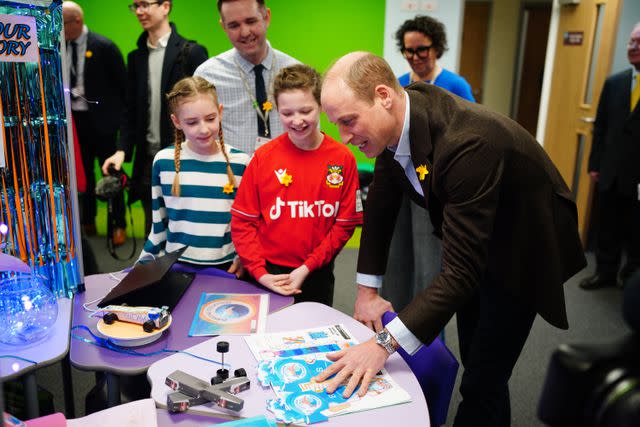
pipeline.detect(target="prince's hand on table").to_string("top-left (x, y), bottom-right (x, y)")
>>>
top-left (313, 339), bottom-right (390, 398)
top-left (354, 285), bottom-right (394, 332)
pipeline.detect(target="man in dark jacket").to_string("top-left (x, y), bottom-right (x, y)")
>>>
top-left (101, 0), bottom-right (208, 235)
top-left (580, 22), bottom-right (640, 290)
top-left (315, 52), bottom-right (586, 427)
top-left (63, 1), bottom-right (127, 244)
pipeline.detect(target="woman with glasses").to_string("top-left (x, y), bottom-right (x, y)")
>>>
top-left (396, 15), bottom-right (474, 100)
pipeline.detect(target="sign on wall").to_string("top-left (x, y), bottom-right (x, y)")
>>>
top-left (0, 14), bottom-right (39, 168)
top-left (563, 31), bottom-right (584, 46)
top-left (0, 14), bottom-right (39, 62)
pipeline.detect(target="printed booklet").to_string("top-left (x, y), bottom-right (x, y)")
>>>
top-left (245, 324), bottom-right (411, 424)
top-left (188, 293), bottom-right (269, 336)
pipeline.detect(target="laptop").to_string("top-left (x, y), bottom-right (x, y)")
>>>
top-left (98, 247), bottom-right (195, 312)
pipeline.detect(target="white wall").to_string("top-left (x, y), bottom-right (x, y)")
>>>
top-left (383, 0), bottom-right (466, 76)
top-left (536, 0), bottom-right (561, 144)
top-left (482, 0), bottom-right (521, 115)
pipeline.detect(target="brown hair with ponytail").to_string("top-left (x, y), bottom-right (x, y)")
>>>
top-left (166, 76), bottom-right (236, 197)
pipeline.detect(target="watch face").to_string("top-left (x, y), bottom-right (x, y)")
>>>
top-left (377, 330), bottom-right (390, 344)
top-left (376, 330), bottom-right (395, 354)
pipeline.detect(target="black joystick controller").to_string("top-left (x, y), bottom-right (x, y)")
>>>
top-left (216, 341), bottom-right (229, 380)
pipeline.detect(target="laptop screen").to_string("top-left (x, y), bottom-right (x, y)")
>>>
top-left (98, 248), bottom-right (194, 311)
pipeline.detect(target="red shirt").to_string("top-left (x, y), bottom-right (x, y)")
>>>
top-left (72, 118), bottom-right (86, 193)
top-left (231, 133), bottom-right (363, 279)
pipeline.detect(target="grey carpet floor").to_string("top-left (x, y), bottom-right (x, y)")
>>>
top-left (23, 236), bottom-right (630, 426)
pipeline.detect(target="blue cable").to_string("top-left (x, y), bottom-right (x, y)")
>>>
top-left (0, 355), bottom-right (38, 365)
top-left (70, 325), bottom-right (227, 367)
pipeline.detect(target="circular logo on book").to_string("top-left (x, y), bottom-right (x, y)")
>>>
top-left (292, 394), bottom-right (323, 415)
top-left (200, 299), bottom-right (253, 324)
top-left (280, 362), bottom-right (307, 383)
top-left (368, 377), bottom-right (392, 395)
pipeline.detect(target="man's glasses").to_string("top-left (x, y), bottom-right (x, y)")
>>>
top-left (401, 45), bottom-right (433, 59)
top-left (128, 1), bottom-right (160, 12)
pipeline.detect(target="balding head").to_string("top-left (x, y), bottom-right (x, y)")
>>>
top-left (322, 52), bottom-right (406, 158)
top-left (324, 52), bottom-right (402, 105)
top-left (63, 1), bottom-right (82, 17)
top-left (62, 1), bottom-right (84, 41)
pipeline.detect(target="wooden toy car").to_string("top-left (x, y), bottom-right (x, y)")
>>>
top-left (101, 305), bottom-right (170, 333)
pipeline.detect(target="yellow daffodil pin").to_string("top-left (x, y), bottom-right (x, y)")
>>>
top-left (85, 50), bottom-right (93, 58)
top-left (262, 101), bottom-right (273, 112)
top-left (222, 183), bottom-right (235, 194)
top-left (416, 164), bottom-right (429, 180)
top-left (282, 173), bottom-right (293, 187)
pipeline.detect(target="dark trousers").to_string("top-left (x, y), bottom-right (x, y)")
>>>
top-left (73, 111), bottom-right (125, 228)
top-left (138, 152), bottom-right (155, 237)
top-left (382, 195), bottom-right (442, 311)
top-left (265, 260), bottom-right (335, 306)
top-left (453, 282), bottom-right (536, 427)
top-left (141, 190), bottom-right (152, 237)
top-left (595, 188), bottom-right (640, 281)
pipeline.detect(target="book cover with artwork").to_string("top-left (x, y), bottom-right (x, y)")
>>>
top-left (188, 293), bottom-right (269, 336)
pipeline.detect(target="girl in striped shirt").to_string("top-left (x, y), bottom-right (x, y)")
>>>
top-left (139, 76), bottom-right (249, 274)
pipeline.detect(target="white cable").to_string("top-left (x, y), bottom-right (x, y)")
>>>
top-left (82, 270), bottom-right (126, 318)
top-left (135, 253), bottom-right (156, 266)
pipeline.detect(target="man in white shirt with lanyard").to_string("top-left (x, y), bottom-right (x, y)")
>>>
top-left (195, 0), bottom-right (299, 155)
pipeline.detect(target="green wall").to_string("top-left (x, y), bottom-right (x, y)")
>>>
top-left (75, 0), bottom-right (385, 167)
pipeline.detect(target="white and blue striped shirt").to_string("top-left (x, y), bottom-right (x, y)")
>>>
top-left (139, 141), bottom-right (249, 265)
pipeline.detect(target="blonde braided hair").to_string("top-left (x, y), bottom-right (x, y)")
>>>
top-left (166, 76), bottom-right (237, 196)
top-left (171, 128), bottom-right (184, 196)
top-left (217, 127), bottom-right (237, 189)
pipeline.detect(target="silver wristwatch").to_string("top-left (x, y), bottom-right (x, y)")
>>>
top-left (375, 328), bottom-right (396, 355)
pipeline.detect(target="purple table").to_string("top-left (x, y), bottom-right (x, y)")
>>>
top-left (148, 302), bottom-right (430, 426)
top-left (70, 265), bottom-right (293, 407)
top-left (0, 298), bottom-right (73, 419)
top-left (156, 409), bottom-right (230, 426)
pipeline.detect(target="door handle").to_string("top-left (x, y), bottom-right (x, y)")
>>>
top-left (580, 117), bottom-right (595, 123)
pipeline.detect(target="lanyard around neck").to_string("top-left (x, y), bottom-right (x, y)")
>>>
top-left (234, 55), bottom-right (277, 137)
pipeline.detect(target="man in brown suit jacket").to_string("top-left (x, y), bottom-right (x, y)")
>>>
top-left (315, 52), bottom-right (586, 426)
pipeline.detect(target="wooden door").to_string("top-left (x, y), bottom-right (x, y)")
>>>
top-left (542, 0), bottom-right (621, 245)
top-left (514, 4), bottom-right (551, 136)
top-left (460, 2), bottom-right (491, 103)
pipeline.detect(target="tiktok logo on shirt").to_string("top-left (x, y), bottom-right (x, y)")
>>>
top-left (269, 197), bottom-right (340, 220)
